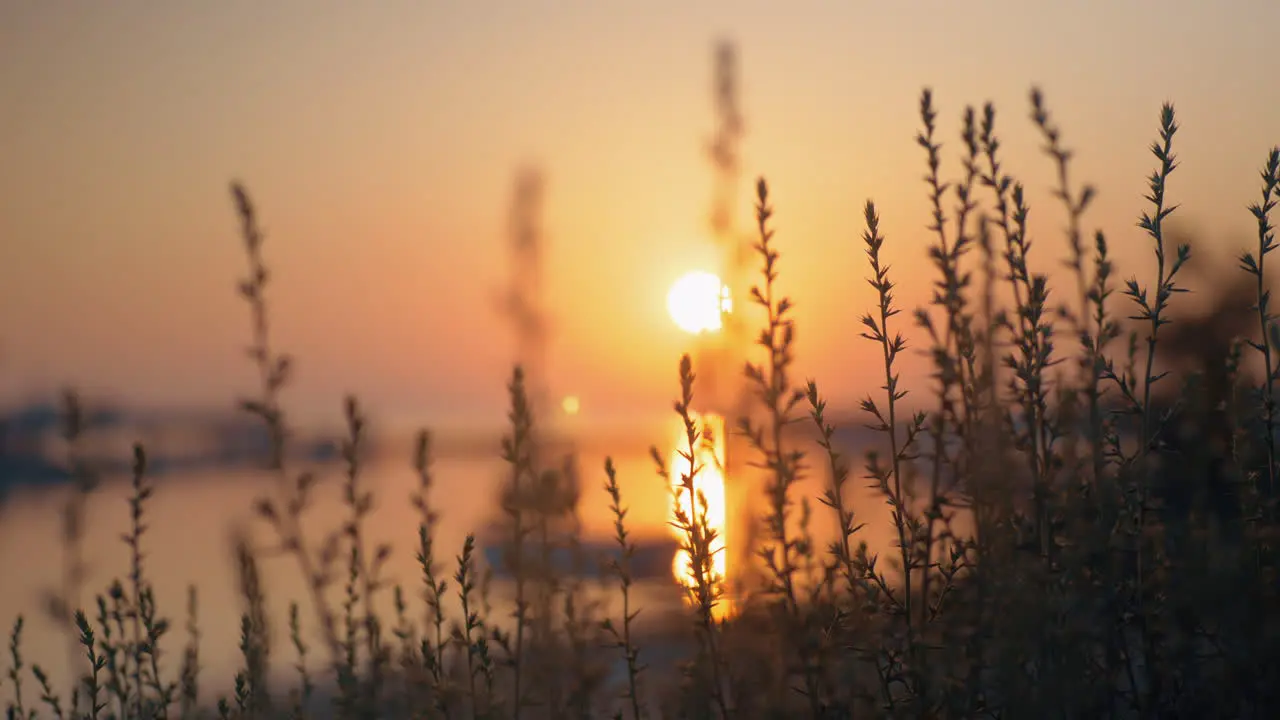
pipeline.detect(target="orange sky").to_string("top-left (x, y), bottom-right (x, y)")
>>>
top-left (2, 1), bottom-right (1278, 431)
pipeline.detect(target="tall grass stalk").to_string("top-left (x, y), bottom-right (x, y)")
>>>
top-left (602, 459), bottom-right (645, 720)
top-left (1243, 148), bottom-right (1280, 517)
top-left (737, 178), bottom-right (828, 714)
top-left (498, 367), bottom-right (533, 718)
top-left (231, 183), bottom-right (343, 674)
top-left (653, 354), bottom-right (731, 719)
top-left (411, 429), bottom-right (451, 715)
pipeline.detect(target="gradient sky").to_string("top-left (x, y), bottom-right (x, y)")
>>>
top-left (2, 1), bottom-right (1277, 431)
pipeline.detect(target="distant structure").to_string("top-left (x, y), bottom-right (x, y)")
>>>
top-left (0, 399), bottom-right (341, 498)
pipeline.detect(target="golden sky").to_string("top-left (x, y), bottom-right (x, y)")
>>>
top-left (2, 1), bottom-right (1277, 430)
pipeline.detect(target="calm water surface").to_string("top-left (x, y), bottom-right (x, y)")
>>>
top-left (0, 426), bottom-right (923, 702)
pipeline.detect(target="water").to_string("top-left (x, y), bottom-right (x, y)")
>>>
top-left (0, 421), bottom-right (922, 705)
top-left (0, 432), bottom-right (681, 691)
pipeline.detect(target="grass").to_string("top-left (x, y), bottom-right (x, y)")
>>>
top-left (4, 83), bottom-right (1280, 719)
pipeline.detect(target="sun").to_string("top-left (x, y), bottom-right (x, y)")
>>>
top-left (667, 271), bottom-right (731, 334)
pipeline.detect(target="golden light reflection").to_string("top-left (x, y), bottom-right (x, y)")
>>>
top-left (669, 411), bottom-right (730, 617)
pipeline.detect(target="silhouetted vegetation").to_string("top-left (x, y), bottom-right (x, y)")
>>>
top-left (4, 78), bottom-right (1280, 720)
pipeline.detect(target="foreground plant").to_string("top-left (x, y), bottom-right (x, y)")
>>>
top-left (7, 85), bottom-right (1280, 720)
top-left (602, 459), bottom-right (645, 720)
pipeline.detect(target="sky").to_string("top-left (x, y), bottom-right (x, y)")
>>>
top-left (2, 0), bottom-right (1278, 432)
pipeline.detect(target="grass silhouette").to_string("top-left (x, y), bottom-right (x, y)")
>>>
top-left (4, 86), bottom-right (1280, 719)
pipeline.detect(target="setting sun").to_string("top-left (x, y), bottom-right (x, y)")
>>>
top-left (667, 271), bottom-right (731, 334)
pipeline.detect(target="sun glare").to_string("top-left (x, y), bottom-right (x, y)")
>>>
top-left (561, 395), bottom-right (580, 416)
top-left (669, 411), bottom-right (730, 617)
top-left (667, 271), bottom-right (731, 334)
